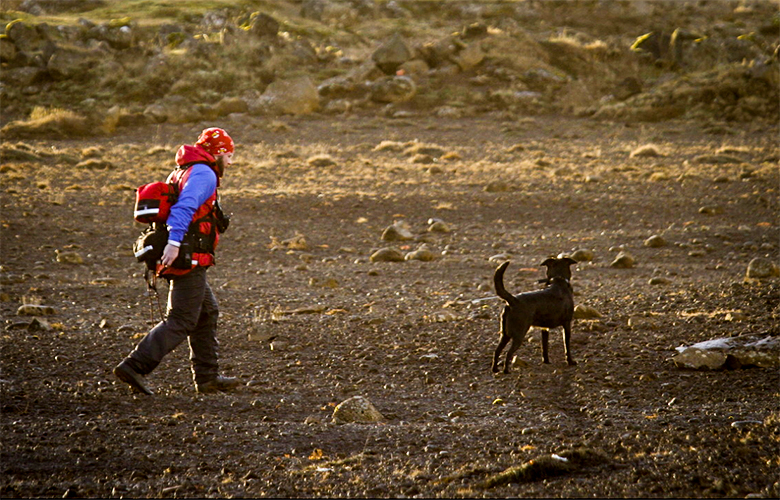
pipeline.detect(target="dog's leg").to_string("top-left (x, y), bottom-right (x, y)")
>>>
top-left (563, 322), bottom-right (576, 366)
top-left (492, 308), bottom-right (511, 373)
top-left (503, 323), bottom-right (529, 374)
top-left (493, 333), bottom-right (510, 373)
top-left (540, 328), bottom-right (550, 364)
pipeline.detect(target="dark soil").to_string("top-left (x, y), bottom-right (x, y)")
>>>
top-left (1, 114), bottom-right (778, 498)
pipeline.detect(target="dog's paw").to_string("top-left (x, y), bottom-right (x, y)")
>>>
top-left (567, 359), bottom-right (577, 366)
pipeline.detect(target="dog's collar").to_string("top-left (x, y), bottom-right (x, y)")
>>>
top-left (538, 277), bottom-right (571, 285)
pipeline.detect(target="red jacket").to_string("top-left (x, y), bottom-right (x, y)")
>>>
top-left (157, 145), bottom-right (222, 277)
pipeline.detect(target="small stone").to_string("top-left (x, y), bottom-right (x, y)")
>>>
top-left (410, 153), bottom-right (434, 164)
top-left (693, 154), bottom-right (742, 164)
top-left (648, 277), bottom-right (671, 285)
top-left (332, 396), bottom-right (385, 424)
top-left (405, 247), bottom-right (436, 262)
top-left (629, 144), bottom-right (662, 158)
top-left (75, 159), bottom-right (114, 170)
top-left (570, 249), bottom-right (594, 262)
top-left (270, 340), bottom-right (289, 351)
top-left (644, 235), bottom-right (667, 248)
top-left (381, 222), bottom-right (413, 241)
top-left (17, 304), bottom-right (55, 316)
top-left (488, 254), bottom-right (511, 264)
top-left (699, 205), bottom-right (723, 215)
top-left (55, 250), bottom-right (84, 265)
top-left (428, 220), bottom-right (451, 233)
top-left (610, 252), bottom-right (635, 269)
top-left (370, 247), bottom-right (405, 263)
top-left (746, 258), bottom-right (780, 279)
top-left (484, 180), bottom-right (511, 193)
top-left (573, 305), bottom-right (602, 319)
top-left (307, 154), bottom-right (337, 167)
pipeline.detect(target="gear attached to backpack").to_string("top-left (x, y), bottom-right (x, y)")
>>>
top-left (134, 182), bottom-right (179, 224)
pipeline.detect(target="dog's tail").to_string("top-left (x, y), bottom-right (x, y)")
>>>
top-left (494, 261), bottom-right (518, 307)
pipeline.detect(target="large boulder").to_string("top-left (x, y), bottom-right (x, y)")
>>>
top-left (248, 12), bottom-right (279, 39)
top-left (47, 45), bottom-right (105, 80)
top-left (260, 75), bottom-right (320, 115)
top-left (5, 20), bottom-right (47, 53)
top-left (372, 32), bottom-right (413, 74)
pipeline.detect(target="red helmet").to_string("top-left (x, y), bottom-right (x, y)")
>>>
top-left (196, 127), bottom-right (234, 155)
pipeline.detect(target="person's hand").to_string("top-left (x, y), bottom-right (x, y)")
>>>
top-left (161, 243), bottom-right (180, 267)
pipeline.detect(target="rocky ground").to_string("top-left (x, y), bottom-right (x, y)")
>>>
top-left (1, 0), bottom-right (780, 498)
top-left (1, 113), bottom-right (779, 498)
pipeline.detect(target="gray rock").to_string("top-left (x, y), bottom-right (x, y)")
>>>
top-left (370, 247), bottom-right (405, 262)
top-left (369, 75), bottom-right (416, 103)
top-left (262, 75), bottom-right (320, 115)
top-left (428, 220), bottom-right (451, 233)
top-left (47, 45), bottom-right (104, 80)
top-left (371, 32), bottom-right (413, 74)
top-left (746, 258), bottom-right (780, 279)
top-left (405, 246), bottom-right (436, 262)
top-left (610, 251), bottom-right (635, 268)
top-left (644, 235), bottom-right (667, 248)
top-left (451, 41), bottom-right (484, 71)
top-left (248, 12), bottom-right (279, 38)
top-left (332, 396), bottom-right (385, 424)
top-left (55, 250), bottom-right (84, 264)
top-left (381, 222), bottom-right (413, 241)
top-left (569, 249), bottom-right (594, 262)
top-left (5, 20), bottom-right (46, 53)
top-left (0, 36), bottom-right (17, 63)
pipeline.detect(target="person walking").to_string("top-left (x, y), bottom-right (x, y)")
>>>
top-left (115, 127), bottom-right (239, 395)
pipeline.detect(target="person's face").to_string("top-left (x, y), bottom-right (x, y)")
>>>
top-left (215, 152), bottom-right (233, 171)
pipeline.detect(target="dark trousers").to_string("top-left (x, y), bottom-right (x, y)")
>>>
top-left (126, 266), bottom-right (220, 384)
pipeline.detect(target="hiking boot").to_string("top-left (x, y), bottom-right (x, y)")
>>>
top-left (196, 375), bottom-right (240, 394)
top-left (114, 360), bottom-right (153, 395)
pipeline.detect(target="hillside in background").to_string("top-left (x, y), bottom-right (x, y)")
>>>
top-left (1, 0), bottom-right (778, 137)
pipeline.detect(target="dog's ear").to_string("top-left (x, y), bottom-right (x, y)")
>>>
top-left (540, 258), bottom-right (556, 267)
top-left (562, 257), bottom-right (577, 266)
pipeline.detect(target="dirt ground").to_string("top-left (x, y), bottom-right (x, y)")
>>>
top-left (1, 113), bottom-right (778, 498)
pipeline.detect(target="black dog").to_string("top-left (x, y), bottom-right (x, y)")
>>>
top-left (492, 258), bottom-right (577, 374)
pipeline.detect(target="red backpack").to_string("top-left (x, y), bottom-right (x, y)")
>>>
top-left (133, 182), bottom-right (179, 224)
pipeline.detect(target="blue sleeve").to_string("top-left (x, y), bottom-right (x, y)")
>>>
top-left (166, 164), bottom-right (217, 244)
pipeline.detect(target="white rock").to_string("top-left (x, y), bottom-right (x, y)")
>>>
top-left (672, 335), bottom-right (780, 370)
